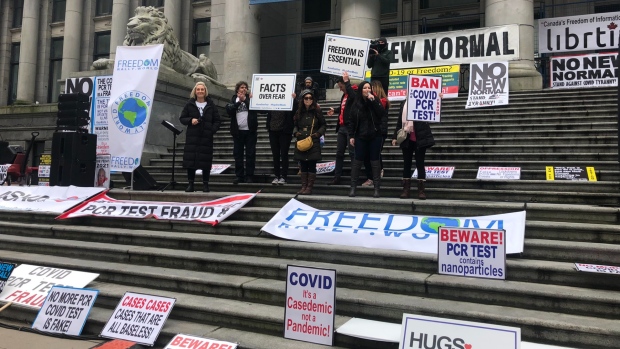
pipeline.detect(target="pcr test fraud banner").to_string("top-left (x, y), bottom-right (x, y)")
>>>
top-left (0, 262), bottom-right (17, 294)
top-left (0, 264), bottom-right (99, 309)
top-left (399, 314), bottom-right (520, 349)
top-left (165, 334), bottom-right (237, 349)
top-left (438, 227), bottom-right (506, 280)
top-left (406, 75), bottom-right (442, 122)
top-left (284, 265), bottom-right (336, 346)
top-left (321, 34), bottom-right (370, 79)
top-left (538, 12), bottom-right (620, 54)
top-left (57, 192), bottom-right (257, 226)
top-left (366, 65), bottom-right (460, 101)
top-left (262, 199), bottom-right (525, 254)
top-left (250, 74), bottom-right (296, 111)
top-left (0, 186), bottom-right (105, 214)
top-left (100, 292), bottom-right (175, 346)
top-left (550, 52), bottom-right (618, 89)
top-left (108, 45), bottom-right (164, 172)
top-left (32, 286), bottom-right (99, 336)
top-left (466, 62), bottom-right (509, 109)
top-left (387, 24), bottom-right (520, 69)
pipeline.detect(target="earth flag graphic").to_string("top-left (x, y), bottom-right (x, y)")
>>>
top-left (118, 97), bottom-right (148, 129)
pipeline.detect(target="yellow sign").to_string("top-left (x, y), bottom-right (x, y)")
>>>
top-left (364, 65), bottom-right (460, 78)
top-left (586, 167), bottom-right (597, 181)
top-left (545, 166), bottom-right (554, 180)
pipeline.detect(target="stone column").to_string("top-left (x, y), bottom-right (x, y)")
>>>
top-left (110, 0), bottom-right (131, 60)
top-left (61, 0), bottom-right (83, 79)
top-left (164, 0), bottom-right (181, 41)
top-left (485, 0), bottom-right (542, 90)
top-left (341, 0), bottom-right (380, 39)
top-left (223, 0), bottom-right (260, 87)
top-left (15, 0), bottom-right (41, 104)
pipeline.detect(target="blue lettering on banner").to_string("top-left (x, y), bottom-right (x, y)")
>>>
top-left (115, 59), bottom-right (160, 71)
top-left (289, 272), bottom-right (333, 289)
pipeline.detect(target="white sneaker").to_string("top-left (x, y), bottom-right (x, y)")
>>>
top-left (278, 177), bottom-right (287, 185)
top-left (271, 178), bottom-right (279, 185)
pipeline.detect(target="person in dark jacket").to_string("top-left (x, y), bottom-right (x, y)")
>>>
top-left (179, 82), bottom-right (221, 192)
top-left (391, 100), bottom-right (437, 199)
top-left (293, 89), bottom-right (326, 195)
top-left (347, 81), bottom-right (387, 198)
top-left (295, 77), bottom-right (319, 101)
top-left (225, 81), bottom-right (258, 184)
top-left (266, 93), bottom-right (297, 185)
top-left (367, 37), bottom-right (393, 93)
top-left (362, 80), bottom-right (390, 187)
top-left (326, 72), bottom-right (356, 185)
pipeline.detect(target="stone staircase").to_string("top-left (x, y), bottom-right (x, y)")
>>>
top-left (0, 87), bottom-right (619, 349)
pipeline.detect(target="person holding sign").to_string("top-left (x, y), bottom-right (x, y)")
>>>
top-left (326, 72), bottom-right (357, 185)
top-left (179, 82), bottom-right (221, 192)
top-left (367, 37), bottom-right (393, 93)
top-left (225, 81), bottom-right (259, 184)
top-left (293, 90), bottom-right (326, 195)
top-left (347, 81), bottom-right (387, 198)
top-left (362, 81), bottom-right (391, 187)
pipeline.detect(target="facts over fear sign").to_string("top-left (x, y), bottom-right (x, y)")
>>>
top-left (32, 286), bottom-right (99, 336)
top-left (406, 75), bottom-right (442, 122)
top-left (249, 74), bottom-right (297, 111)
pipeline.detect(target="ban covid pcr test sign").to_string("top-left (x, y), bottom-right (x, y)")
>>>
top-left (406, 75), bottom-right (442, 122)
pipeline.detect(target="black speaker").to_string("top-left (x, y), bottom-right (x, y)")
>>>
top-left (50, 132), bottom-right (97, 187)
top-left (0, 141), bottom-right (17, 164)
top-left (122, 165), bottom-right (158, 190)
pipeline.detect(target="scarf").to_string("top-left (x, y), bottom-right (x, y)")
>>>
top-left (402, 101), bottom-right (414, 133)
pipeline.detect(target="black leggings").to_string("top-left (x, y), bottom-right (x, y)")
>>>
top-left (402, 142), bottom-right (427, 179)
top-left (300, 160), bottom-right (317, 174)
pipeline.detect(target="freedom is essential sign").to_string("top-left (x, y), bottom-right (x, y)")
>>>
top-left (321, 34), bottom-right (370, 79)
top-left (538, 12), bottom-right (620, 54)
top-left (550, 52), bottom-right (618, 89)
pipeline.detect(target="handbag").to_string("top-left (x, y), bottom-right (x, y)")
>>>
top-left (296, 117), bottom-right (315, 152)
top-left (396, 128), bottom-right (407, 145)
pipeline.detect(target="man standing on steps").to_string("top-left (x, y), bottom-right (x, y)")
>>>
top-left (327, 72), bottom-right (357, 185)
top-left (225, 81), bottom-right (258, 184)
top-left (367, 37), bottom-right (393, 94)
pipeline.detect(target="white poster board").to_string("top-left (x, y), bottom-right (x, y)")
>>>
top-left (412, 166), bottom-right (454, 179)
top-left (321, 34), bottom-right (370, 79)
top-left (196, 164), bottom-right (230, 175)
top-left (284, 265), bottom-right (336, 346)
top-left (0, 164), bottom-right (9, 184)
top-left (165, 334), bottom-right (238, 349)
top-left (538, 12), bottom-right (620, 54)
top-left (316, 161), bottom-right (336, 175)
top-left (574, 263), bottom-right (620, 275)
top-left (100, 291), bottom-right (176, 346)
top-left (95, 154), bottom-right (111, 189)
top-left (32, 286), bottom-right (99, 336)
top-left (477, 167), bottom-right (521, 180)
top-left (466, 62), bottom-right (509, 109)
top-left (249, 74), bottom-right (296, 111)
top-left (406, 75), bottom-right (442, 122)
top-left (550, 52), bottom-right (618, 89)
top-left (93, 76), bottom-right (113, 154)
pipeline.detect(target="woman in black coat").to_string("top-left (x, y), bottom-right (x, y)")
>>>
top-left (293, 89), bottom-right (326, 195)
top-left (179, 82), bottom-right (221, 192)
top-left (266, 94), bottom-right (297, 185)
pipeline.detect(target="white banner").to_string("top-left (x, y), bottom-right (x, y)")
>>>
top-left (108, 45), bottom-right (164, 172)
top-left (316, 161), bottom-right (335, 175)
top-left (466, 62), bottom-right (509, 109)
top-left (32, 286), bottom-right (99, 336)
top-left (100, 291), bottom-right (175, 346)
top-left (550, 52), bottom-right (618, 89)
top-left (0, 186), bottom-right (104, 213)
top-left (94, 76), bottom-right (113, 154)
top-left (575, 263), bottom-right (620, 274)
top-left (321, 34), bottom-right (371, 79)
top-left (95, 154), bottom-right (111, 189)
top-left (0, 264), bottom-right (99, 309)
top-left (388, 25), bottom-right (520, 69)
top-left (406, 75), bottom-right (442, 122)
top-left (412, 166), bottom-right (455, 179)
top-left (477, 167), bottom-right (521, 180)
top-left (538, 12), bottom-right (620, 54)
top-left (165, 334), bottom-right (238, 349)
top-left (250, 74), bottom-right (296, 111)
top-left (57, 193), bottom-right (256, 226)
top-left (261, 199), bottom-right (525, 254)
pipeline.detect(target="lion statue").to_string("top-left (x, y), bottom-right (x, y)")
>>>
top-left (92, 6), bottom-right (220, 85)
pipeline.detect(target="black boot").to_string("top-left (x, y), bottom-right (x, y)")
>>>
top-left (349, 160), bottom-right (363, 197)
top-left (202, 182), bottom-right (210, 192)
top-left (185, 182), bottom-right (195, 192)
top-left (371, 160), bottom-right (381, 198)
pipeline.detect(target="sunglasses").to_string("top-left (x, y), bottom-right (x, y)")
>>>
top-left (303, 97), bottom-right (314, 100)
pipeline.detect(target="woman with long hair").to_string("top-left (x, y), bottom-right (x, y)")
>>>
top-left (362, 80), bottom-right (390, 186)
top-left (293, 89), bottom-right (326, 195)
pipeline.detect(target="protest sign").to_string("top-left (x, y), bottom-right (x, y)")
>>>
top-left (100, 292), bottom-right (175, 346)
top-left (0, 186), bottom-right (104, 214)
top-left (0, 262), bottom-right (17, 294)
top-left (284, 265), bottom-right (336, 346)
top-left (249, 74), bottom-right (296, 111)
top-left (545, 166), bottom-right (597, 181)
top-left (95, 155), bottom-right (111, 188)
top-left (38, 154), bottom-right (52, 186)
top-left (165, 334), bottom-right (237, 349)
top-left (399, 314), bottom-right (520, 349)
top-left (0, 164), bottom-right (9, 185)
top-left (57, 192), bottom-right (256, 226)
top-left (550, 52), bottom-right (618, 89)
top-left (321, 34), bottom-right (370, 79)
top-left (438, 227), bottom-right (506, 280)
top-left (466, 62), bottom-right (509, 109)
top-left (406, 75), bottom-right (442, 122)
top-left (94, 76), bottom-right (113, 155)
top-left (32, 286), bottom-right (99, 336)
top-left (477, 167), bottom-right (520, 180)
top-left (316, 161), bottom-right (336, 175)
top-left (262, 199), bottom-right (525, 254)
top-left (575, 263), bottom-right (620, 275)
top-left (412, 167), bottom-right (454, 179)
top-left (196, 164), bottom-right (231, 176)
top-left (365, 65), bottom-right (459, 101)
top-left (0, 264), bottom-right (99, 309)
top-left (538, 12), bottom-right (620, 54)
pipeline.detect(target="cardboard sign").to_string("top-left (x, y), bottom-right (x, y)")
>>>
top-left (438, 227), bottom-right (506, 280)
top-left (399, 314), bottom-right (520, 349)
top-left (366, 65), bottom-right (459, 101)
top-left (538, 12), bottom-right (620, 54)
top-left (38, 154), bottom-right (52, 186)
top-left (550, 52), bottom-right (618, 89)
top-left (466, 62), bottom-right (509, 109)
top-left (321, 34), bottom-right (370, 79)
top-left (284, 265), bottom-right (336, 346)
top-left (406, 75), bottom-right (442, 122)
top-left (249, 74), bottom-right (296, 111)
top-left (0, 164), bottom-right (9, 185)
top-left (165, 334), bottom-right (238, 349)
top-left (575, 263), bottom-right (620, 275)
top-left (476, 167), bottom-right (520, 180)
top-left (0, 264), bottom-right (99, 309)
top-left (196, 164), bottom-right (230, 175)
top-left (316, 161), bottom-right (336, 175)
top-left (0, 262), bottom-right (17, 294)
top-left (32, 286), bottom-right (99, 335)
top-left (95, 154), bottom-right (111, 188)
top-left (0, 186), bottom-right (105, 214)
top-left (100, 292), bottom-right (176, 346)
top-left (412, 167), bottom-right (454, 179)
top-left (545, 166), bottom-right (597, 181)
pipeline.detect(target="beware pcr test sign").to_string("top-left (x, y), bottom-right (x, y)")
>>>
top-left (406, 75), bottom-right (442, 122)
top-left (321, 34), bottom-right (370, 79)
top-left (32, 286), bottom-right (99, 336)
top-left (250, 74), bottom-right (296, 111)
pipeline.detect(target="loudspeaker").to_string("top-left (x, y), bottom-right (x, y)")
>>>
top-left (122, 165), bottom-right (158, 190)
top-left (50, 132), bottom-right (97, 187)
top-left (0, 141), bottom-right (17, 164)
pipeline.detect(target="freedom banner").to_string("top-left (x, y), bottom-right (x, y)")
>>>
top-left (261, 199), bottom-right (525, 254)
top-left (108, 45), bottom-right (164, 172)
top-left (550, 52), bottom-right (618, 89)
top-left (466, 62), bottom-right (509, 109)
top-left (250, 74), bottom-right (296, 111)
top-left (0, 262), bottom-right (17, 294)
top-left (0, 186), bottom-right (104, 214)
top-left (32, 286), bottom-right (99, 336)
top-left (538, 12), bottom-right (620, 54)
top-left (0, 264), bottom-right (99, 309)
top-left (406, 75), bottom-right (442, 122)
top-left (387, 25), bottom-right (519, 69)
top-left (165, 334), bottom-right (237, 349)
top-left (57, 192), bottom-right (257, 226)
top-left (321, 34), bottom-right (370, 79)
top-left (366, 65), bottom-right (460, 101)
